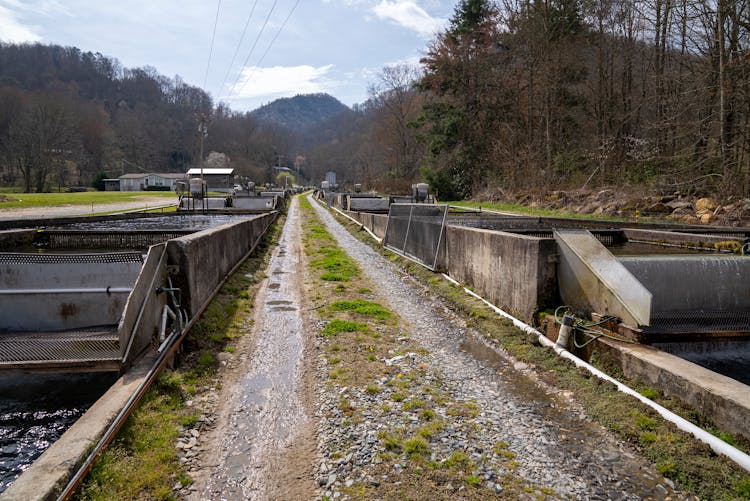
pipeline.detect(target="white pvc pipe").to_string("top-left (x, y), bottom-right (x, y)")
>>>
top-left (441, 272), bottom-right (750, 473)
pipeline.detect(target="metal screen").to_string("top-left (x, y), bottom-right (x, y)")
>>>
top-left (0, 251), bottom-right (144, 264)
top-left (40, 230), bottom-right (193, 250)
top-left (383, 204), bottom-right (448, 270)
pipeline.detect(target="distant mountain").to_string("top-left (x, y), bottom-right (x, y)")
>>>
top-left (251, 93), bottom-right (351, 132)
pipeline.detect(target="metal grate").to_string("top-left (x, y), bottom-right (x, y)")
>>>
top-left (645, 310), bottom-right (750, 334)
top-left (383, 204), bottom-right (448, 271)
top-left (39, 230), bottom-right (193, 250)
top-left (0, 252), bottom-right (143, 264)
top-left (0, 326), bottom-right (119, 363)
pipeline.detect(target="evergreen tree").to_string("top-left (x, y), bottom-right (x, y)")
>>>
top-left (416, 0), bottom-right (499, 199)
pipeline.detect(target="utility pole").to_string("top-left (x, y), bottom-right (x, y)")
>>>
top-left (198, 113), bottom-right (208, 210)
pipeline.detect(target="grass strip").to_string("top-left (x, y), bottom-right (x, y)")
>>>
top-left (301, 196), bottom-right (546, 499)
top-left (326, 201), bottom-right (750, 500)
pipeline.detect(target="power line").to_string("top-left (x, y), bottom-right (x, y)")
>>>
top-left (218, 0), bottom-right (261, 98)
top-left (203, 0), bottom-right (223, 90)
top-left (232, 0), bottom-right (301, 100)
top-left (227, 0), bottom-right (279, 98)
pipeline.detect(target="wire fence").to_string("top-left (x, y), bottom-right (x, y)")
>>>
top-left (383, 204), bottom-right (448, 271)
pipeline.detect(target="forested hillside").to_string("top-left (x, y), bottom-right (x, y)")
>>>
top-left (2, 0), bottom-right (750, 216)
top-left (251, 94), bottom-right (351, 133)
top-left (0, 43), bottom-right (290, 191)
top-left (307, 0), bottom-right (750, 206)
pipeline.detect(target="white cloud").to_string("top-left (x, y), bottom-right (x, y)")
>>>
top-left (228, 64), bottom-right (336, 100)
top-left (0, 3), bottom-right (41, 42)
top-left (372, 0), bottom-right (446, 37)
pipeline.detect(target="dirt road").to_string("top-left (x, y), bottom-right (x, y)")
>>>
top-left (188, 197), bottom-right (317, 500)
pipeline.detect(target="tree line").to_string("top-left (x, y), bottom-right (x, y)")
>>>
top-left (308, 0), bottom-right (750, 200)
top-left (0, 43), bottom-right (291, 192)
top-left (3, 0), bottom-right (750, 201)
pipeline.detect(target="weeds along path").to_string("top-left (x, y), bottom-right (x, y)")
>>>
top-left (307, 195), bottom-right (690, 500)
top-left (191, 196), bottom-right (317, 500)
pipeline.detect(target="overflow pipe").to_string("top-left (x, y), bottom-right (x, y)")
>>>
top-left (440, 273), bottom-right (750, 473)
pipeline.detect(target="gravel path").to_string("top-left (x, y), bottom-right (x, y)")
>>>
top-left (310, 196), bottom-right (687, 500)
top-left (186, 198), bottom-right (317, 500)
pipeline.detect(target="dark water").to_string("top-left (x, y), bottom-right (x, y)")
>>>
top-left (0, 372), bottom-right (117, 493)
top-left (653, 340), bottom-right (750, 386)
top-left (609, 241), bottom-right (717, 256)
top-left (49, 214), bottom-right (253, 232)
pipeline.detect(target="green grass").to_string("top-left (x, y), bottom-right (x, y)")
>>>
top-left (310, 248), bottom-right (360, 282)
top-left (0, 190), bottom-right (176, 209)
top-left (403, 436), bottom-right (430, 457)
top-left (328, 299), bottom-right (392, 320)
top-left (322, 319), bottom-right (368, 337)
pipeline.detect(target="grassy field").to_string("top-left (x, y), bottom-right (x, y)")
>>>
top-left (0, 191), bottom-right (177, 209)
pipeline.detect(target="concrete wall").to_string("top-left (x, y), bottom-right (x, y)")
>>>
top-left (232, 197), bottom-right (277, 210)
top-left (598, 339), bottom-right (750, 440)
top-left (343, 211), bottom-right (389, 239)
top-left (445, 226), bottom-right (558, 321)
top-left (167, 212), bottom-right (276, 315)
top-left (0, 229), bottom-right (36, 250)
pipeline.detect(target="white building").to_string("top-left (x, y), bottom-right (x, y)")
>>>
top-left (118, 173), bottom-right (186, 191)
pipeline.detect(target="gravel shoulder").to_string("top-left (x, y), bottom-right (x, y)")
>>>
top-left (185, 197), bottom-right (318, 500)
top-left (308, 195), bottom-right (690, 500)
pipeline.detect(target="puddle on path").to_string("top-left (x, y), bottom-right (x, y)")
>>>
top-left (202, 197), bottom-right (309, 500)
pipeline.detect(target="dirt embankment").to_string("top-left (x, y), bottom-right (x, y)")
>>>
top-left (483, 188), bottom-right (750, 226)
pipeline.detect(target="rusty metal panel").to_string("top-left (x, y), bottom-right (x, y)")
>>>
top-left (0, 252), bottom-right (143, 332)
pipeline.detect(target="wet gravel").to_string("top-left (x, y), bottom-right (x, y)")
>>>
top-left (310, 196), bottom-right (690, 500)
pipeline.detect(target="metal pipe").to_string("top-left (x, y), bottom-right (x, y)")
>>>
top-left (556, 313), bottom-right (574, 349)
top-left (441, 272), bottom-right (750, 473)
top-left (0, 288), bottom-right (132, 294)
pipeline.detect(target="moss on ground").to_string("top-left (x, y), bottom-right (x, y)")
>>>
top-left (301, 197), bottom-right (544, 499)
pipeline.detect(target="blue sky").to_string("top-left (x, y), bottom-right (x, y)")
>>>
top-left (0, 0), bottom-right (454, 111)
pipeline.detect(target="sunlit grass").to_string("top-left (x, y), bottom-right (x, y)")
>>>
top-left (0, 191), bottom-right (177, 209)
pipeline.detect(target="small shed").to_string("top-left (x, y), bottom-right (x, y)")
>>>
top-left (103, 179), bottom-right (121, 191)
top-left (186, 168), bottom-right (235, 191)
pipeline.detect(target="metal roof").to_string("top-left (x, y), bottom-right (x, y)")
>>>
top-left (186, 168), bottom-right (234, 175)
top-left (118, 173), bottom-right (186, 179)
